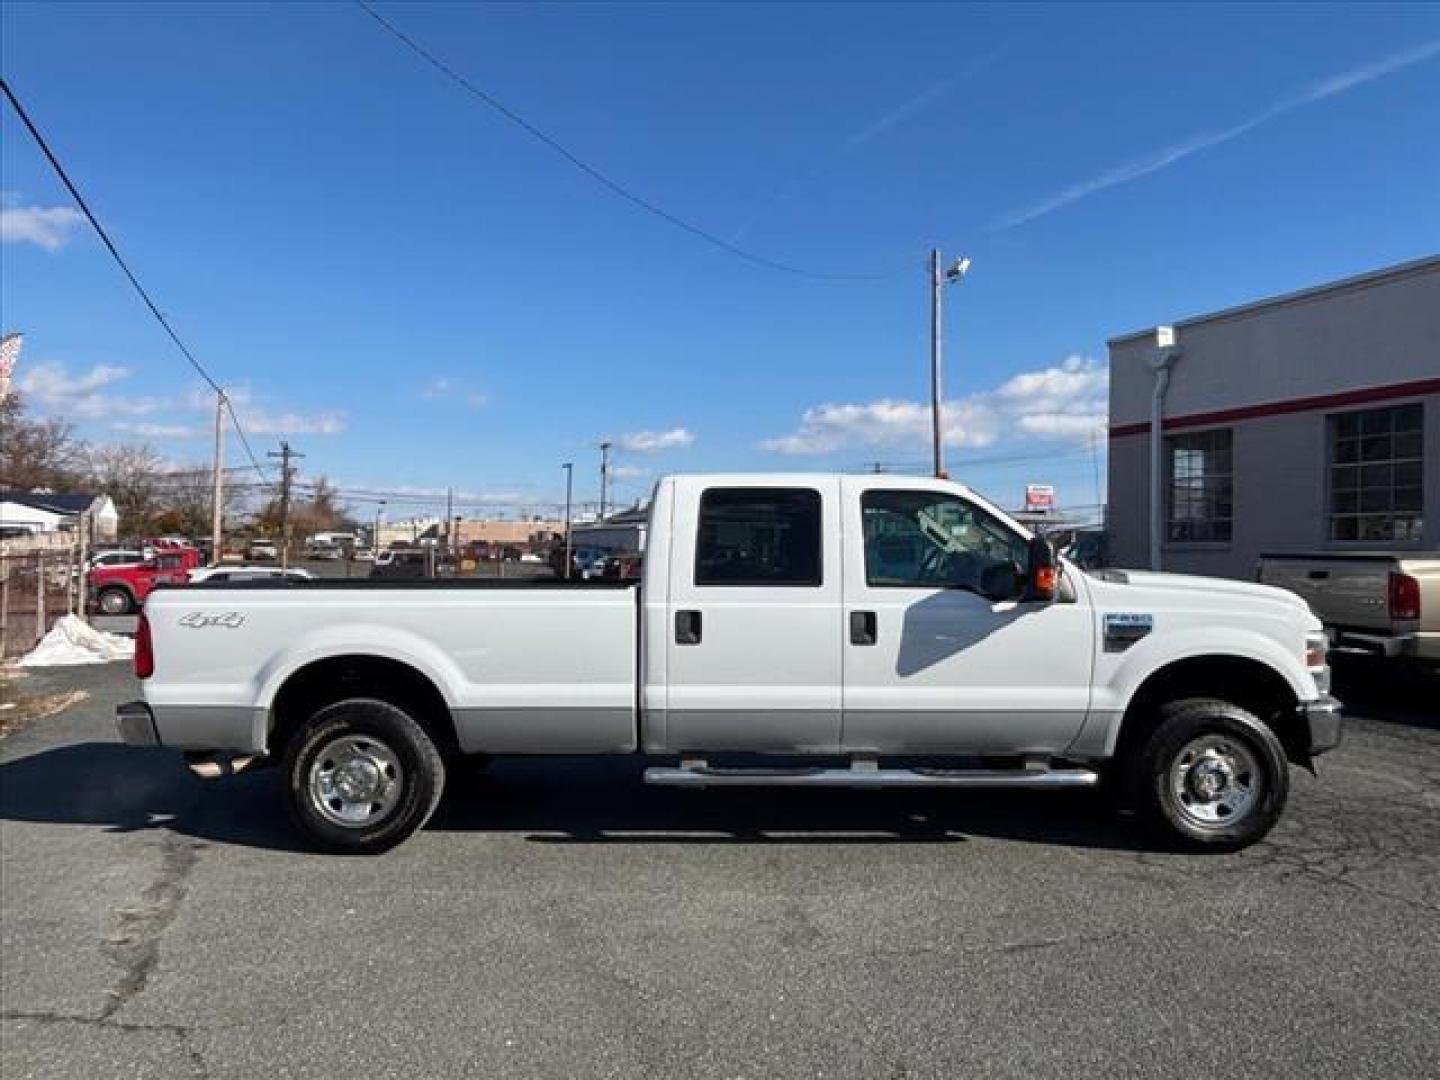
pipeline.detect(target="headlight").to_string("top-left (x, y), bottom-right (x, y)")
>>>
top-left (1305, 631), bottom-right (1328, 671)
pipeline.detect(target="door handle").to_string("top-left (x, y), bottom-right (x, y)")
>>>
top-left (1307, 570), bottom-right (1330, 580)
top-left (850, 610), bottom-right (877, 646)
top-left (675, 609), bottom-right (702, 645)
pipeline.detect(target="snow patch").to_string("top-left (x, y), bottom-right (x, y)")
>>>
top-left (19, 615), bottom-right (134, 667)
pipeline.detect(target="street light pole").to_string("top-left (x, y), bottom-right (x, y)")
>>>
top-left (928, 250), bottom-right (971, 480)
top-left (374, 500), bottom-right (386, 556)
top-left (562, 462), bottom-right (574, 580)
top-left (929, 249), bottom-right (944, 478)
top-left (599, 441), bottom-right (612, 520)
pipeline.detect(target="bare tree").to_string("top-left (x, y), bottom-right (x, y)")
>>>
top-left (0, 390), bottom-right (84, 490)
top-left (84, 443), bottom-right (165, 538)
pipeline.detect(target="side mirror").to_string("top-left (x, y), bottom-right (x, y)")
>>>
top-left (980, 561), bottom-right (1025, 603)
top-left (1026, 536), bottom-right (1059, 601)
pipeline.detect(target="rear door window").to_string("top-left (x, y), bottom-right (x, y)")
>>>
top-left (695, 487), bottom-right (822, 586)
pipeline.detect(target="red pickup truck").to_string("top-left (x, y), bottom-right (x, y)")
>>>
top-left (88, 543), bottom-right (202, 614)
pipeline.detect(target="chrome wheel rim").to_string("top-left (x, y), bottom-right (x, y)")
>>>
top-left (100, 592), bottom-right (128, 614)
top-left (1169, 735), bottom-right (1261, 829)
top-left (308, 735), bottom-right (404, 828)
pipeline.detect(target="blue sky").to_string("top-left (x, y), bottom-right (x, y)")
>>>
top-left (3, 2), bottom-right (1438, 519)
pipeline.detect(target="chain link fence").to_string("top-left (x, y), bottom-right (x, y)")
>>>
top-left (0, 550), bottom-right (82, 660)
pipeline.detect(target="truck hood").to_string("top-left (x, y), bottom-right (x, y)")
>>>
top-left (1082, 566), bottom-right (1318, 625)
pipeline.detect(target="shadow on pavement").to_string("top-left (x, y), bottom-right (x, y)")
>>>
top-left (1330, 657), bottom-right (1440, 730)
top-left (0, 743), bottom-right (1149, 854)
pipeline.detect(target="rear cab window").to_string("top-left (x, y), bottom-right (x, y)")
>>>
top-left (695, 487), bottom-right (822, 587)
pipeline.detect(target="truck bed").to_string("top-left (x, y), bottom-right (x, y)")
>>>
top-left (141, 581), bottom-right (641, 755)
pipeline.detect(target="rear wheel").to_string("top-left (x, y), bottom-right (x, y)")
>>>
top-left (282, 698), bottom-right (445, 855)
top-left (97, 586), bottom-right (133, 615)
top-left (1132, 698), bottom-right (1289, 851)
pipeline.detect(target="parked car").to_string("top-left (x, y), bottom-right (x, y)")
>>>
top-left (188, 566), bottom-right (314, 584)
top-left (549, 546), bottom-right (609, 579)
top-left (1258, 551), bottom-right (1439, 669)
top-left (305, 541), bottom-right (342, 560)
top-left (1060, 529), bottom-right (1108, 571)
top-left (350, 547), bottom-right (375, 562)
top-left (88, 545), bottom-right (203, 614)
top-left (601, 552), bottom-right (643, 581)
top-left (116, 473), bottom-right (1339, 856)
top-left (370, 548), bottom-right (430, 579)
top-left (89, 549), bottom-right (146, 570)
top-left (246, 540), bottom-right (279, 561)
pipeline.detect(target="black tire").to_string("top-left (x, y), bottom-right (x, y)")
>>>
top-left (1132, 697), bottom-right (1289, 852)
top-left (282, 698), bottom-right (445, 855)
top-left (97, 586), bottom-right (134, 615)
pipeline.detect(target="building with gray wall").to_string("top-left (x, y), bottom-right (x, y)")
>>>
top-left (1107, 256), bottom-right (1440, 580)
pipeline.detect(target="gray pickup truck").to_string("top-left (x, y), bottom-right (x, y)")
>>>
top-left (1259, 551), bottom-right (1439, 668)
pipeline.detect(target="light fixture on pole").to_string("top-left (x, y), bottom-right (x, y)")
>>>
top-left (929, 250), bottom-right (972, 479)
top-left (562, 462), bottom-right (574, 580)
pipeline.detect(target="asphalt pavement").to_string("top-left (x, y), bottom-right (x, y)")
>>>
top-left (1, 661), bottom-right (1437, 1079)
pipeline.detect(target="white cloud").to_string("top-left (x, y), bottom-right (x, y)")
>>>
top-left (762, 355), bottom-right (1107, 456)
top-left (186, 383), bottom-right (345, 436)
top-left (236, 407), bottom-right (345, 436)
top-left (110, 421), bottom-right (205, 439)
top-left (17, 361), bottom-right (167, 418)
top-left (610, 465), bottom-right (650, 479)
top-left (990, 38), bottom-right (1440, 230)
top-left (617, 428), bottom-right (695, 453)
top-left (0, 200), bottom-right (87, 251)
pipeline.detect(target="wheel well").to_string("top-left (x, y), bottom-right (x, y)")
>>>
top-left (1116, 655), bottom-right (1305, 765)
top-left (268, 655), bottom-right (458, 759)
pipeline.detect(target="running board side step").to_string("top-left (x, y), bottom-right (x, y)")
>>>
top-left (643, 765), bottom-right (1100, 790)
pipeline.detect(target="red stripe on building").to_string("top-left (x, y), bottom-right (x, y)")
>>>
top-left (1109, 376), bottom-right (1440, 438)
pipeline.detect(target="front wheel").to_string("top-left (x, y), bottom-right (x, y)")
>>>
top-left (282, 698), bottom-right (446, 855)
top-left (1133, 698), bottom-right (1289, 851)
top-left (97, 586), bottom-right (133, 615)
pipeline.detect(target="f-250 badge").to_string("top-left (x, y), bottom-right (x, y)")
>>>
top-left (1103, 612), bottom-right (1153, 651)
top-left (178, 611), bottom-right (246, 629)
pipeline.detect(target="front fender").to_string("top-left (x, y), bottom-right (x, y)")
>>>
top-left (1099, 625), bottom-right (1313, 715)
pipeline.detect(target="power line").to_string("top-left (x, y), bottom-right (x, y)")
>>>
top-left (355, 1), bottom-right (880, 282)
top-left (0, 76), bottom-right (276, 492)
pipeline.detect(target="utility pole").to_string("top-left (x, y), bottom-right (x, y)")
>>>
top-left (267, 441), bottom-right (303, 570)
top-left (210, 391), bottom-right (225, 566)
top-left (562, 462), bottom-right (574, 580)
top-left (445, 486), bottom-right (454, 555)
top-left (599, 441), bottom-right (612, 520)
top-left (375, 500), bottom-right (386, 556)
top-left (928, 249), bottom-right (971, 479)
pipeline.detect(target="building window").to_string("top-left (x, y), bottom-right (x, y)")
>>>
top-left (1166, 429), bottom-right (1233, 543)
top-left (1329, 403), bottom-right (1424, 542)
top-left (695, 487), bottom-right (822, 586)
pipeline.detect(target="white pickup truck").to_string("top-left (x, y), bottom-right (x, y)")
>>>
top-left (117, 473), bottom-right (1341, 854)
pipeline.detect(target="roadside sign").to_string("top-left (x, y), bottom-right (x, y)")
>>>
top-left (1024, 484), bottom-right (1055, 512)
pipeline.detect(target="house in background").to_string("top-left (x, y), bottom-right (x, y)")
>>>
top-left (0, 490), bottom-right (120, 541)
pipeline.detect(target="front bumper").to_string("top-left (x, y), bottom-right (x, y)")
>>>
top-left (115, 700), bottom-right (160, 748)
top-left (1299, 694), bottom-right (1343, 757)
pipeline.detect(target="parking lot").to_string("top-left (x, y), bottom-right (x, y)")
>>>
top-left (2, 660), bottom-right (1437, 1079)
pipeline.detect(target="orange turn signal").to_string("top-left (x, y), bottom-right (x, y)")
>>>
top-left (1032, 565), bottom-right (1059, 598)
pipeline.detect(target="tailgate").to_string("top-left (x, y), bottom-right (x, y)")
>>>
top-left (1260, 555), bottom-right (1391, 631)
